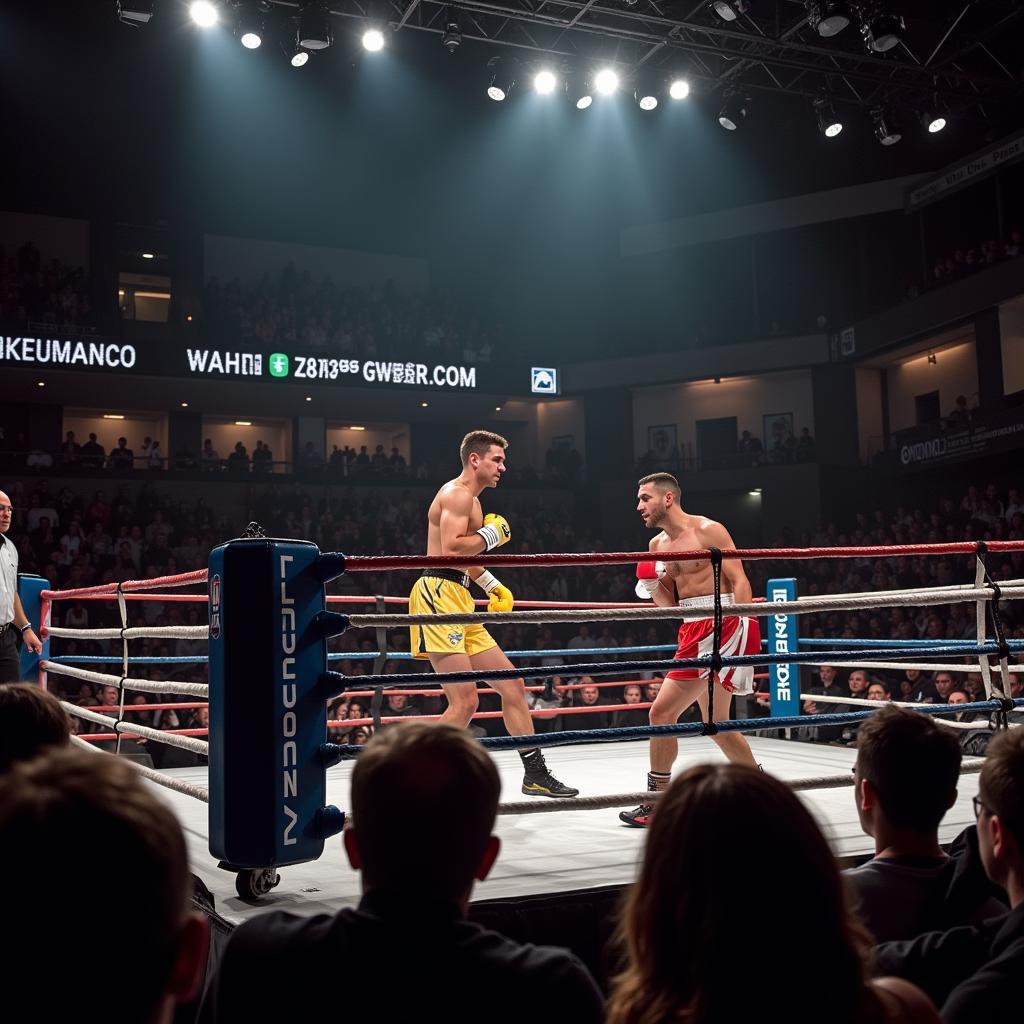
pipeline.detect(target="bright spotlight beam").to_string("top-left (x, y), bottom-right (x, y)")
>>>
top-left (534, 69), bottom-right (557, 94)
top-left (595, 68), bottom-right (619, 95)
top-left (362, 28), bottom-right (385, 51)
top-left (190, 1), bottom-right (218, 27)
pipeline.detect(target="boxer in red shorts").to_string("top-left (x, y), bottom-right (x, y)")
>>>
top-left (620, 472), bottom-right (761, 827)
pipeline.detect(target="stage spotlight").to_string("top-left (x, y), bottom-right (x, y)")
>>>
top-left (362, 26), bottom-right (385, 51)
top-left (718, 94), bottom-right (747, 130)
top-left (487, 61), bottom-right (515, 101)
top-left (922, 111), bottom-right (946, 133)
top-left (711, 1), bottom-right (737, 21)
top-left (595, 68), bottom-right (619, 95)
top-left (441, 15), bottom-right (462, 53)
top-left (567, 74), bottom-right (593, 109)
top-left (534, 69), bottom-right (557, 95)
top-left (806, 1), bottom-right (851, 37)
top-left (116, 1), bottom-right (154, 25)
top-left (872, 107), bottom-right (901, 145)
top-left (669, 78), bottom-right (690, 100)
top-left (634, 73), bottom-right (658, 111)
top-left (814, 98), bottom-right (842, 137)
top-left (290, 44), bottom-right (309, 67)
top-left (861, 9), bottom-right (904, 53)
top-left (298, 1), bottom-right (331, 49)
top-left (190, 1), bottom-right (218, 27)
top-left (236, 5), bottom-right (263, 49)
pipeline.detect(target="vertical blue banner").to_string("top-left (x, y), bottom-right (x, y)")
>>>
top-left (767, 577), bottom-right (799, 718)
top-left (18, 574), bottom-right (50, 681)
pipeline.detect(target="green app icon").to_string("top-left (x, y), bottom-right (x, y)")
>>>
top-left (268, 352), bottom-right (290, 378)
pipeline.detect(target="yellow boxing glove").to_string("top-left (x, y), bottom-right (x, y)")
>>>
top-left (477, 513), bottom-right (512, 551)
top-left (475, 571), bottom-right (514, 612)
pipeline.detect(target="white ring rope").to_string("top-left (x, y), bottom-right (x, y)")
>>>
top-left (347, 581), bottom-right (1024, 629)
top-left (70, 735), bottom-right (210, 802)
top-left (796, 691), bottom-right (1021, 729)
top-left (46, 625), bottom-right (208, 640)
top-left (801, 660), bottom-right (1023, 673)
top-left (42, 661), bottom-right (209, 698)
top-left (495, 758), bottom-right (988, 814)
top-left (63, 702), bottom-right (210, 755)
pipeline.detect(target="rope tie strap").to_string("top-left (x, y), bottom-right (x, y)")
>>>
top-left (706, 546), bottom-right (723, 733)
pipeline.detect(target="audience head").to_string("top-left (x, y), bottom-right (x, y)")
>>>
top-left (609, 764), bottom-right (872, 1024)
top-left (976, 727), bottom-right (1024, 892)
top-left (344, 722), bottom-right (501, 905)
top-left (0, 684), bottom-right (70, 772)
top-left (855, 706), bottom-right (960, 836)
top-left (0, 749), bottom-right (208, 1022)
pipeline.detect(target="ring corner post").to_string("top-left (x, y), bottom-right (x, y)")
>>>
top-left (17, 574), bottom-right (50, 683)
top-left (766, 578), bottom-right (799, 723)
top-left (208, 537), bottom-right (329, 873)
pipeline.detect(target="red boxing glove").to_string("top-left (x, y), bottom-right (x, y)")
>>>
top-left (635, 561), bottom-right (665, 599)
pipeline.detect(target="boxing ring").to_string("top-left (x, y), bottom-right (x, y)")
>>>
top-left (28, 538), bottom-right (1024, 924)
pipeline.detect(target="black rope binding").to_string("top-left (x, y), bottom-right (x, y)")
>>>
top-left (704, 547), bottom-right (724, 737)
top-left (976, 541), bottom-right (1013, 729)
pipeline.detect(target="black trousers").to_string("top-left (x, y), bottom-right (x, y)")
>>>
top-left (0, 625), bottom-right (22, 683)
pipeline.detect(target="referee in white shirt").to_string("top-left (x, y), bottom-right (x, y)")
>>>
top-left (0, 490), bottom-right (43, 683)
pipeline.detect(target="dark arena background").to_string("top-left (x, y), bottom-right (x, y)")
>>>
top-left (3, 1), bottom-right (1024, 1020)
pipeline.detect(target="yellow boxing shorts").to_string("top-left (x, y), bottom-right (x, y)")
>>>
top-left (409, 570), bottom-right (498, 661)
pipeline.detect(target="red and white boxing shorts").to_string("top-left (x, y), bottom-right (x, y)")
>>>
top-left (665, 594), bottom-right (761, 694)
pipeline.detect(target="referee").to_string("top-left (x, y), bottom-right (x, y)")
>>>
top-left (0, 490), bottom-right (43, 683)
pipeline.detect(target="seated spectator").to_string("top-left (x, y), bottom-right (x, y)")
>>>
top-left (846, 707), bottom-right (1006, 942)
top-left (59, 430), bottom-right (80, 466)
top-left (226, 442), bottom-right (250, 474)
top-left (607, 763), bottom-right (938, 1024)
top-left (147, 438), bottom-right (164, 470)
top-left (80, 432), bottom-right (105, 468)
top-left (867, 681), bottom-right (892, 702)
top-left (0, 683), bottom-right (70, 771)
top-left (108, 437), bottom-right (135, 471)
top-left (800, 665), bottom-right (849, 743)
top-left (570, 677), bottom-right (615, 731)
top-left (934, 671), bottom-right (959, 704)
top-left (383, 691), bottom-right (419, 719)
top-left (615, 683), bottom-right (649, 727)
top-left (251, 440), bottom-right (273, 473)
top-left (388, 447), bottom-right (406, 474)
top-left (0, 749), bottom-right (209, 1022)
top-left (200, 439), bottom-right (221, 471)
top-left (874, 728), bottom-right (1024, 1024)
top-left (197, 723), bottom-right (603, 1023)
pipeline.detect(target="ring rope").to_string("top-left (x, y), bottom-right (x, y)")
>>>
top-left (63, 702), bottom-right (210, 755)
top-left (341, 539), bottom-right (1024, 572)
top-left (324, 699), bottom-right (1022, 758)
top-left (69, 735), bottom-right (210, 802)
top-left (345, 582), bottom-right (1024, 629)
top-left (495, 758), bottom-right (988, 815)
top-left (45, 625), bottom-right (208, 641)
top-left (799, 659), bottom-right (1023, 672)
top-left (42, 660), bottom-right (209, 697)
top-left (327, 643), bottom-right (1021, 693)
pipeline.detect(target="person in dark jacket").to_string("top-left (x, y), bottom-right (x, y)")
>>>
top-left (846, 706), bottom-right (1006, 942)
top-left (198, 722), bottom-right (603, 1024)
top-left (874, 727), bottom-right (1024, 1023)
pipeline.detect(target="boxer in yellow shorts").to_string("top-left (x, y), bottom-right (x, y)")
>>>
top-left (409, 570), bottom-right (497, 659)
top-left (407, 429), bottom-right (577, 797)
